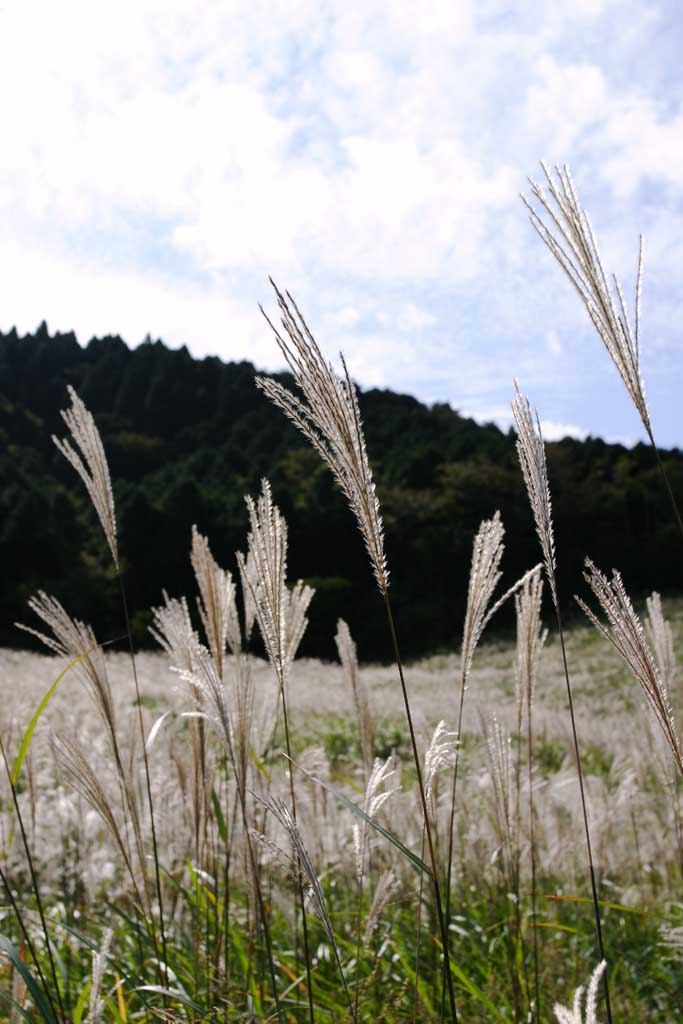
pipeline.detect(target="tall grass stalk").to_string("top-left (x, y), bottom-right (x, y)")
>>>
top-left (54, 387), bottom-right (169, 988)
top-left (441, 513), bottom-right (540, 1021)
top-left (177, 640), bottom-right (285, 1022)
top-left (0, 733), bottom-right (65, 1022)
top-left (524, 163), bottom-right (683, 541)
top-left (257, 282), bottom-right (460, 1022)
top-left (239, 479), bottom-right (316, 1024)
top-left (515, 567), bottom-right (547, 1023)
top-left (512, 382), bottom-right (613, 1023)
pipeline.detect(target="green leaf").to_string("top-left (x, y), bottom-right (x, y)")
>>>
top-left (210, 788), bottom-right (228, 843)
top-left (289, 756), bottom-right (430, 876)
top-left (544, 893), bottom-right (645, 915)
top-left (0, 935), bottom-right (57, 1024)
top-left (0, 992), bottom-right (40, 1024)
top-left (12, 651), bottom-right (93, 784)
top-left (249, 746), bottom-right (271, 782)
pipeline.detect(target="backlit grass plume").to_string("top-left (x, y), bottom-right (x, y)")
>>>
top-left (553, 961), bottom-right (606, 1024)
top-left (524, 164), bottom-right (683, 539)
top-left (512, 381), bottom-right (613, 1023)
top-left (523, 164), bottom-right (648, 436)
top-left (53, 385), bottom-right (119, 569)
top-left (578, 561), bottom-right (683, 777)
top-left (511, 382), bottom-right (557, 608)
top-left (256, 282), bottom-right (388, 593)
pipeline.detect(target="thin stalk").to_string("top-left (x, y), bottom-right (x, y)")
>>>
top-left (441, 671), bottom-right (466, 1022)
top-left (0, 863), bottom-right (55, 1017)
top-left (647, 428), bottom-right (683, 542)
top-left (526, 691), bottom-right (541, 1023)
top-left (278, 678), bottom-right (316, 1024)
top-left (555, 605), bottom-right (613, 1024)
top-left (382, 591), bottom-right (458, 1023)
top-left (413, 827), bottom-right (427, 1024)
top-left (217, 698), bottom-right (284, 1023)
top-left (117, 572), bottom-right (169, 990)
top-left (0, 735), bottom-right (66, 1023)
top-left (354, 874), bottom-right (364, 1022)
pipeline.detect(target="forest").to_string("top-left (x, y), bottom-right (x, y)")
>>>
top-left (1, 321), bottom-right (681, 661)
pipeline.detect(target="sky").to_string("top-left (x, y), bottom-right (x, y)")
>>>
top-left (0, 0), bottom-right (681, 447)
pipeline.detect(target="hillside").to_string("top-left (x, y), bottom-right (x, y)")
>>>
top-left (1, 322), bottom-right (681, 660)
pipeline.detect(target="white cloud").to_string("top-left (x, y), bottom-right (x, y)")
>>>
top-left (0, 0), bottom-right (681, 446)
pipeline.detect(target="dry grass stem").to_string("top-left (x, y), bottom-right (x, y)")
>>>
top-left (578, 561), bottom-right (683, 776)
top-left (257, 283), bottom-right (388, 592)
top-left (53, 385), bottom-right (119, 568)
top-left (524, 163), bottom-right (649, 435)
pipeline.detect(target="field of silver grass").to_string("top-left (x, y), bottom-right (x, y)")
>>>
top-left (2, 164), bottom-right (683, 1022)
top-left (3, 604), bottom-right (683, 898)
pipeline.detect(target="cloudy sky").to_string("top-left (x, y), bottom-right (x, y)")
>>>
top-left (1, 0), bottom-right (681, 446)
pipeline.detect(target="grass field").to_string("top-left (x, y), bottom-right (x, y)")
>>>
top-left (2, 168), bottom-right (683, 1022)
top-left (2, 596), bottom-right (682, 1021)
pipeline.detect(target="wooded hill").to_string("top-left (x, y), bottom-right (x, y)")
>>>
top-left (2, 323), bottom-right (681, 661)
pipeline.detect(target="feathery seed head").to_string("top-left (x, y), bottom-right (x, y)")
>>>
top-left (239, 479), bottom-right (314, 681)
top-left (514, 566), bottom-right (547, 722)
top-left (553, 960), bottom-right (606, 1024)
top-left (353, 756), bottom-right (400, 881)
top-left (424, 720), bottom-right (457, 811)
top-left (578, 561), bottom-right (682, 777)
top-left (191, 525), bottom-right (239, 673)
top-left (18, 592), bottom-right (117, 739)
top-left (645, 592), bottom-right (676, 697)
top-left (257, 282), bottom-right (389, 592)
top-left (524, 164), bottom-right (649, 434)
top-left (511, 381), bottom-right (558, 608)
top-left (336, 618), bottom-right (374, 774)
top-left (53, 385), bottom-right (119, 568)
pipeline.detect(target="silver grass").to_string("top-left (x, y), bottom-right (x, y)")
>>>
top-left (87, 927), bottom-right (113, 1024)
top-left (150, 592), bottom-right (198, 677)
top-left (352, 756), bottom-right (400, 882)
top-left (515, 567), bottom-right (547, 725)
top-left (511, 382), bottom-right (558, 608)
top-left (524, 164), bottom-right (649, 435)
top-left (191, 525), bottom-right (239, 673)
top-left (363, 868), bottom-right (399, 944)
top-left (645, 592), bottom-right (676, 699)
top-left (424, 720), bottom-right (457, 814)
top-left (17, 592), bottom-right (117, 740)
top-left (255, 794), bottom-right (336, 949)
top-left (52, 734), bottom-right (141, 901)
top-left (553, 960), bottom-right (606, 1024)
top-left (461, 511), bottom-right (540, 680)
top-left (335, 618), bottom-right (374, 775)
top-left (257, 284), bottom-right (388, 592)
top-left (485, 714), bottom-right (516, 872)
top-left (578, 562), bottom-right (683, 776)
top-left (53, 385), bottom-right (119, 567)
top-left (239, 547), bottom-right (259, 645)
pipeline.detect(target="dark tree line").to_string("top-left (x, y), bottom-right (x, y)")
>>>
top-left (1, 323), bottom-right (681, 661)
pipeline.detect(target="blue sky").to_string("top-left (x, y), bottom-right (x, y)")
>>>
top-left (1, 0), bottom-right (681, 446)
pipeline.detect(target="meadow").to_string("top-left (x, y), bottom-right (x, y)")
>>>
top-left (2, 166), bottom-right (683, 1022)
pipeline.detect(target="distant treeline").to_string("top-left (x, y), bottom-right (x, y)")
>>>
top-left (1, 323), bottom-right (681, 661)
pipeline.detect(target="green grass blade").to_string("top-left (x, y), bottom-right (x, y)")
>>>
top-left (210, 788), bottom-right (228, 843)
top-left (12, 651), bottom-right (92, 784)
top-left (0, 992), bottom-right (41, 1024)
top-left (289, 756), bottom-right (430, 876)
top-left (0, 935), bottom-right (57, 1024)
